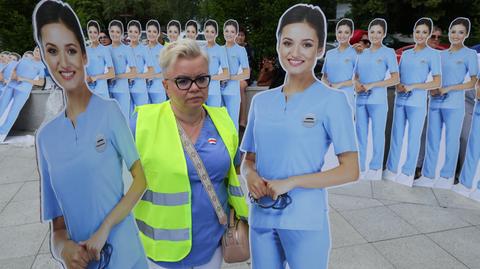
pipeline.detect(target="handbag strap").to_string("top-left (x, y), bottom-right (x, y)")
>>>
top-left (176, 119), bottom-right (228, 225)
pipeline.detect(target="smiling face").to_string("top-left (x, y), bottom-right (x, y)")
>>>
top-left (168, 25), bottom-right (179, 42)
top-left (109, 25), bottom-right (122, 44)
top-left (368, 24), bottom-right (385, 46)
top-left (204, 25), bottom-right (217, 43)
top-left (163, 55), bottom-right (209, 110)
top-left (87, 25), bottom-right (98, 43)
top-left (336, 24), bottom-right (352, 45)
top-left (146, 25), bottom-right (159, 43)
top-left (224, 25), bottom-right (237, 44)
top-left (449, 24), bottom-right (468, 46)
top-left (128, 24), bottom-right (140, 43)
top-left (277, 22), bottom-right (322, 76)
top-left (186, 25), bottom-right (197, 40)
top-left (414, 24), bottom-right (430, 45)
top-left (40, 22), bottom-right (86, 92)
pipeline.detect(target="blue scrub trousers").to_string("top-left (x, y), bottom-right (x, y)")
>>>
top-left (0, 86), bottom-right (14, 117)
top-left (207, 94), bottom-right (222, 107)
top-left (207, 81), bottom-right (223, 107)
top-left (222, 92), bottom-right (240, 131)
top-left (423, 107), bottom-right (465, 179)
top-left (110, 79), bottom-right (131, 120)
top-left (0, 88), bottom-right (31, 135)
top-left (88, 80), bottom-right (110, 99)
top-left (459, 103), bottom-right (480, 189)
top-left (387, 103), bottom-right (426, 176)
top-left (130, 80), bottom-right (149, 109)
top-left (147, 79), bottom-right (166, 104)
top-left (356, 103), bottom-right (388, 172)
top-left (250, 217), bottom-right (330, 269)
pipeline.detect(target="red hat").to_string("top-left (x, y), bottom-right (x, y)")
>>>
top-left (350, 29), bottom-right (367, 45)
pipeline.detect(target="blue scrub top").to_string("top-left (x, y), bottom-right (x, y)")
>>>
top-left (430, 47), bottom-right (478, 109)
top-left (396, 46), bottom-right (441, 107)
top-left (37, 95), bottom-right (146, 269)
top-left (86, 45), bottom-right (113, 76)
top-left (322, 46), bottom-right (357, 91)
top-left (132, 45), bottom-right (154, 79)
top-left (241, 80), bottom-right (357, 230)
top-left (11, 58), bottom-right (45, 91)
top-left (147, 43), bottom-right (164, 74)
top-left (223, 44), bottom-right (249, 94)
top-left (109, 44), bottom-right (136, 76)
top-left (356, 46), bottom-right (398, 104)
top-left (205, 44), bottom-right (229, 96)
top-left (2, 61), bottom-right (18, 82)
top-left (150, 114), bottom-right (231, 268)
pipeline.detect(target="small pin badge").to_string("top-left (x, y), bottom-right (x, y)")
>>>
top-left (302, 113), bottom-right (317, 128)
top-left (208, 138), bottom-right (217, 145)
top-left (95, 134), bottom-right (107, 153)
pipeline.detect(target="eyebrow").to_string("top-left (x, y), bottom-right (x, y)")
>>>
top-left (282, 37), bottom-right (314, 42)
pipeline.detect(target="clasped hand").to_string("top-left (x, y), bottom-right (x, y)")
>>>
top-left (62, 226), bottom-right (110, 269)
top-left (247, 174), bottom-right (295, 201)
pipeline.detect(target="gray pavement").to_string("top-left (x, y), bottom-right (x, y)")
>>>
top-left (1, 144), bottom-right (480, 268)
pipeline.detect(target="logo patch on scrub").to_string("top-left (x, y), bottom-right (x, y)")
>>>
top-left (376, 58), bottom-right (383, 64)
top-left (95, 134), bottom-right (107, 152)
top-left (302, 113), bottom-right (317, 128)
top-left (456, 60), bottom-right (464, 65)
top-left (208, 138), bottom-right (217, 145)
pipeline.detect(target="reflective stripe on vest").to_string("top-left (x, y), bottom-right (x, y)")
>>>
top-left (136, 219), bottom-right (190, 241)
top-left (142, 190), bottom-right (189, 206)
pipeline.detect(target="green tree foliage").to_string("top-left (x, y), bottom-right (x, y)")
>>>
top-left (0, 0), bottom-right (36, 53)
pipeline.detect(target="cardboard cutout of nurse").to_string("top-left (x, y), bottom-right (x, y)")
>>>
top-left (0, 46), bottom-right (45, 143)
top-left (322, 18), bottom-right (357, 171)
top-left (415, 17), bottom-right (478, 190)
top-left (354, 18), bottom-right (400, 181)
top-left (384, 17), bottom-right (442, 187)
top-left (455, 74), bottom-right (480, 202)
top-left (241, 4), bottom-right (358, 268)
top-left (33, 1), bottom-right (148, 268)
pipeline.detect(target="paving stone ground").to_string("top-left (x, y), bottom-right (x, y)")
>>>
top-left (1, 144), bottom-right (480, 269)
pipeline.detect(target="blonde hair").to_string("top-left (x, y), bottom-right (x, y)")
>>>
top-left (160, 39), bottom-right (208, 74)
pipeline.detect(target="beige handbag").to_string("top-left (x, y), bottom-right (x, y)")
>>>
top-left (177, 121), bottom-right (250, 263)
top-left (221, 208), bottom-right (250, 263)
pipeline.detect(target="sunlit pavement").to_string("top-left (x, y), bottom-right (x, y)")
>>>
top-left (1, 144), bottom-right (479, 268)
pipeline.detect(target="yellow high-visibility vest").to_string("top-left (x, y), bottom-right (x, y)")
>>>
top-left (134, 101), bottom-right (248, 262)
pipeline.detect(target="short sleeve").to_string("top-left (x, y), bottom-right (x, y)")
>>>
top-left (467, 50), bottom-right (479, 77)
top-left (324, 92), bottom-right (357, 155)
top-left (104, 47), bottom-right (114, 68)
top-left (220, 47), bottom-right (229, 69)
top-left (240, 47), bottom-right (249, 69)
top-left (240, 95), bottom-right (256, 153)
top-left (36, 134), bottom-right (62, 222)
top-left (430, 50), bottom-right (441, 76)
top-left (386, 48), bottom-right (399, 73)
top-left (109, 101), bottom-right (139, 169)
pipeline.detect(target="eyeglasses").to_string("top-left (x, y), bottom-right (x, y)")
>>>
top-left (99, 36), bottom-right (108, 40)
top-left (431, 35), bottom-right (441, 40)
top-left (249, 193), bottom-right (292, 210)
top-left (97, 243), bottom-right (113, 269)
top-left (166, 75), bottom-right (211, 91)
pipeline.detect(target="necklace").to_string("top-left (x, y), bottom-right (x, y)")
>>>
top-left (176, 109), bottom-right (206, 142)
